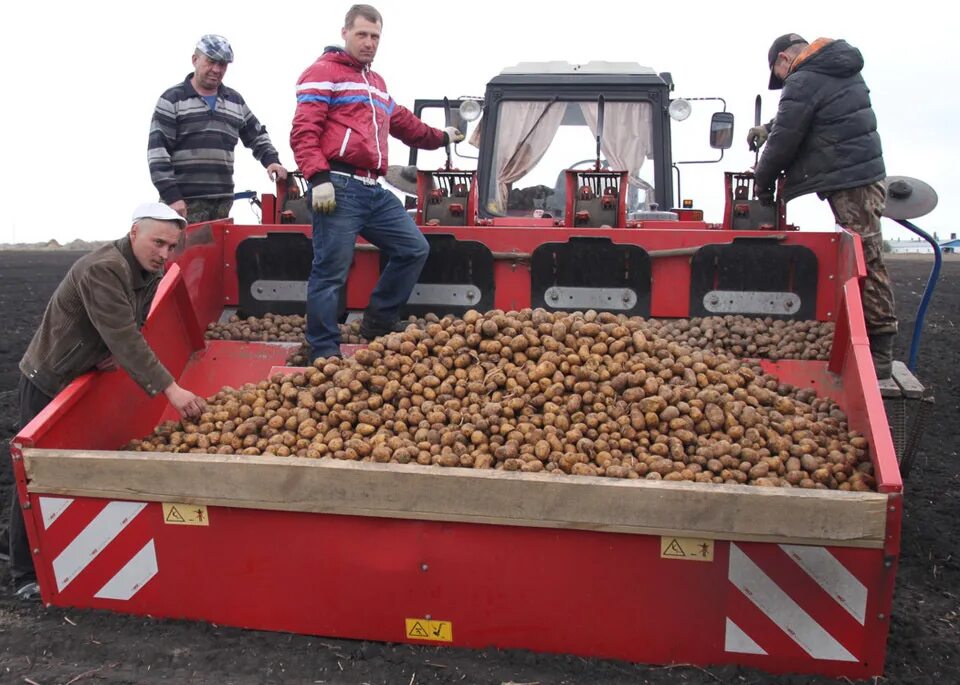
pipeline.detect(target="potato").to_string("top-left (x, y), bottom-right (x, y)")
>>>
top-left (137, 309), bottom-right (863, 490)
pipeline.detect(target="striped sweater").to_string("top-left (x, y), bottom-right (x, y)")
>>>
top-left (148, 74), bottom-right (280, 203)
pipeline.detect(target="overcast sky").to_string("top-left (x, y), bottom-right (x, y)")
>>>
top-left (0, 1), bottom-right (951, 244)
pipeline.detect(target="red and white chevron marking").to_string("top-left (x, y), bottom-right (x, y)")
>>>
top-left (38, 496), bottom-right (157, 601)
top-left (726, 542), bottom-right (869, 662)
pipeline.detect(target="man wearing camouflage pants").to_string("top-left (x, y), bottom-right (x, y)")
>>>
top-left (750, 34), bottom-right (896, 379)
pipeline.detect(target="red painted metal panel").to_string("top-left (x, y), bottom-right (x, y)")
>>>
top-left (839, 318), bottom-right (900, 494)
top-left (744, 545), bottom-right (868, 658)
top-left (757, 360), bottom-right (846, 404)
top-left (727, 582), bottom-right (812, 661)
top-left (830, 231), bottom-right (903, 492)
top-left (172, 223), bottom-right (227, 327)
top-left (345, 244), bottom-right (380, 310)
top-left (156, 341), bottom-right (300, 423)
top-left (724, 541), bottom-right (888, 676)
top-left (261, 194), bottom-right (277, 225)
top-left (19, 497), bottom-right (892, 679)
top-left (212, 223), bottom-right (841, 320)
top-left (411, 226), bottom-right (840, 321)
top-left (219, 224), bottom-right (308, 305)
top-left (217, 225), bottom-right (380, 311)
top-left (823, 282), bottom-right (900, 493)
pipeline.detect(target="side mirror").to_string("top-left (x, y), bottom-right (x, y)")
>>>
top-left (709, 112), bottom-right (735, 150)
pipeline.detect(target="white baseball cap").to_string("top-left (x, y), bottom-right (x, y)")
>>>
top-left (131, 202), bottom-right (188, 228)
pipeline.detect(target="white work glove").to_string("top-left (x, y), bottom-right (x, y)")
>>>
top-left (747, 125), bottom-right (769, 152)
top-left (311, 182), bottom-right (337, 214)
top-left (444, 127), bottom-right (465, 144)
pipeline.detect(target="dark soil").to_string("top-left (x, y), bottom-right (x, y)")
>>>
top-left (0, 251), bottom-right (957, 685)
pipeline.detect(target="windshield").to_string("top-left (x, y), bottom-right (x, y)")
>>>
top-left (484, 100), bottom-right (656, 219)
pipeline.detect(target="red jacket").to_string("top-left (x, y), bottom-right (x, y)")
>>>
top-left (291, 48), bottom-right (446, 183)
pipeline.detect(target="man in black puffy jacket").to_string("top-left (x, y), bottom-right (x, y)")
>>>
top-left (751, 34), bottom-right (896, 379)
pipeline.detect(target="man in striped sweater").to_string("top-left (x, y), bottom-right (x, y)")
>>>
top-left (148, 35), bottom-right (289, 223)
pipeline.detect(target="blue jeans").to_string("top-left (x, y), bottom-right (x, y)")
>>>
top-left (306, 174), bottom-right (429, 359)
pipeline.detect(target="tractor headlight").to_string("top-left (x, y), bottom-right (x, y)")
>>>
top-left (668, 99), bottom-right (692, 122)
top-left (459, 99), bottom-right (482, 122)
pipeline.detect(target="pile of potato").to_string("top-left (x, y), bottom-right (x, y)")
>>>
top-left (660, 316), bottom-right (834, 361)
top-left (206, 313), bottom-right (834, 362)
top-left (207, 313), bottom-right (432, 365)
top-left (130, 309), bottom-right (872, 491)
top-left (205, 314), bottom-right (306, 343)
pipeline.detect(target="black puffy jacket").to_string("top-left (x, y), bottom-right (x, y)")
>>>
top-left (755, 39), bottom-right (885, 202)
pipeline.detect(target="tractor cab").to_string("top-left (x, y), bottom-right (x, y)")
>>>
top-left (478, 62), bottom-right (673, 222)
top-left (404, 61), bottom-right (735, 228)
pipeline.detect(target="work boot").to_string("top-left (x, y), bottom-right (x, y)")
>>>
top-left (358, 316), bottom-right (412, 341)
top-left (13, 578), bottom-right (40, 602)
top-left (868, 333), bottom-right (895, 380)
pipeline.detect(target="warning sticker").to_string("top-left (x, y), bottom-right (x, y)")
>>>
top-left (162, 503), bottom-right (209, 526)
top-left (405, 618), bottom-right (453, 642)
top-left (660, 537), bottom-right (714, 562)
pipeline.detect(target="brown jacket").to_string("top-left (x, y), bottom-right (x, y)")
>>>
top-left (19, 237), bottom-right (174, 398)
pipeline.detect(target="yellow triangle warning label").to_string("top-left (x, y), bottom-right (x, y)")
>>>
top-left (405, 618), bottom-right (453, 642)
top-left (162, 502), bottom-right (210, 526)
top-left (407, 621), bottom-right (429, 638)
top-left (660, 536), bottom-right (714, 562)
top-left (165, 506), bottom-right (186, 523)
top-left (663, 538), bottom-right (686, 557)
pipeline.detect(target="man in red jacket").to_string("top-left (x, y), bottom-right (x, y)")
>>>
top-left (291, 4), bottom-right (463, 361)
